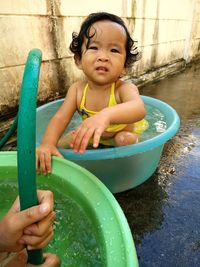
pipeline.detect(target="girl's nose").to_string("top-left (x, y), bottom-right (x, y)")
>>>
top-left (97, 51), bottom-right (109, 62)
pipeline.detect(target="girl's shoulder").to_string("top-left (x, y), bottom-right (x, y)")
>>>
top-left (115, 80), bottom-right (139, 103)
top-left (115, 80), bottom-right (138, 93)
top-left (69, 80), bottom-right (86, 104)
top-left (67, 80), bottom-right (85, 96)
top-left (69, 80), bottom-right (85, 90)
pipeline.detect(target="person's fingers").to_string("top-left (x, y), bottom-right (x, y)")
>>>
top-left (78, 128), bottom-right (94, 153)
top-left (13, 190), bottom-right (53, 217)
top-left (41, 253), bottom-right (61, 267)
top-left (93, 128), bottom-right (103, 148)
top-left (5, 252), bottom-right (61, 267)
top-left (8, 196), bottom-right (20, 213)
top-left (36, 152), bottom-right (40, 174)
top-left (27, 253), bottom-right (61, 267)
top-left (12, 202), bottom-right (51, 232)
top-left (37, 148), bottom-right (63, 175)
top-left (72, 126), bottom-right (91, 152)
top-left (20, 191), bottom-right (54, 247)
top-left (39, 152), bottom-right (48, 175)
top-left (25, 228), bottom-right (54, 249)
top-left (44, 152), bottom-right (52, 174)
top-left (24, 211), bottom-right (55, 236)
top-left (36, 149), bottom-right (48, 175)
top-left (4, 250), bottom-right (27, 267)
top-left (53, 150), bottom-right (64, 158)
top-left (71, 126), bottom-right (85, 151)
top-left (37, 190), bottom-right (54, 211)
top-left (70, 129), bottom-right (78, 148)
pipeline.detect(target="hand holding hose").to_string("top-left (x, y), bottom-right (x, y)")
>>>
top-left (0, 190), bottom-right (55, 253)
top-left (3, 251), bottom-right (60, 267)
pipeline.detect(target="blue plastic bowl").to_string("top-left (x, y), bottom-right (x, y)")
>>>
top-left (36, 96), bottom-right (180, 193)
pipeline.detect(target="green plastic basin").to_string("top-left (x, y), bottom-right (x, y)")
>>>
top-left (0, 151), bottom-right (138, 267)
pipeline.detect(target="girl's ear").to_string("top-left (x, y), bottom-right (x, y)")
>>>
top-left (74, 55), bottom-right (82, 70)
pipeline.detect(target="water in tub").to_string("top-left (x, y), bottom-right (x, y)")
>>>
top-left (58, 104), bottom-right (168, 145)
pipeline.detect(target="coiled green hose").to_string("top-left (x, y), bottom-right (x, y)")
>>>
top-left (17, 49), bottom-right (44, 264)
top-left (0, 115), bottom-right (18, 149)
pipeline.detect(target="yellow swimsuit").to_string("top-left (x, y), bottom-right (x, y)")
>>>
top-left (78, 83), bottom-right (149, 145)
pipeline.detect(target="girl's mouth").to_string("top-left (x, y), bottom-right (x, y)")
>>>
top-left (96, 66), bottom-right (108, 72)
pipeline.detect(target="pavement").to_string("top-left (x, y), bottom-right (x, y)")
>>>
top-left (115, 63), bottom-right (200, 267)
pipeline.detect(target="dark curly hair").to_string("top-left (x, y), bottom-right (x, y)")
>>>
top-left (69, 12), bottom-right (140, 68)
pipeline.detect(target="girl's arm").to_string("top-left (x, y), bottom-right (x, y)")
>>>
top-left (102, 82), bottom-right (145, 124)
top-left (71, 82), bottom-right (145, 153)
top-left (36, 82), bottom-right (78, 175)
top-left (41, 83), bottom-right (78, 145)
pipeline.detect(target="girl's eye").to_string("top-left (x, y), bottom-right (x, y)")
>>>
top-left (111, 48), bottom-right (119, 53)
top-left (89, 46), bottom-right (98, 50)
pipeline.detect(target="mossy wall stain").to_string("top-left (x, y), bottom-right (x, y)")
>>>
top-left (150, 0), bottom-right (160, 68)
top-left (48, 0), bottom-right (69, 95)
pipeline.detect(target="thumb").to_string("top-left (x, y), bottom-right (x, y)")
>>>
top-left (54, 150), bottom-right (64, 159)
top-left (14, 203), bottom-right (51, 230)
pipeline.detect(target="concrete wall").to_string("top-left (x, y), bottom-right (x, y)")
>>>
top-left (131, 0), bottom-right (200, 85)
top-left (0, 0), bottom-right (200, 126)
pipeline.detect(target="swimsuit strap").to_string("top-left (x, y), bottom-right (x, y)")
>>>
top-left (80, 82), bottom-right (116, 111)
top-left (108, 82), bottom-right (117, 107)
top-left (79, 83), bottom-right (89, 111)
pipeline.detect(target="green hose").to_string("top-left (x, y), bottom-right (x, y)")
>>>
top-left (17, 49), bottom-right (44, 265)
top-left (0, 115), bottom-right (18, 149)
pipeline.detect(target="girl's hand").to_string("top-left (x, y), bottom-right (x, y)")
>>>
top-left (71, 112), bottom-right (110, 153)
top-left (36, 144), bottom-right (64, 175)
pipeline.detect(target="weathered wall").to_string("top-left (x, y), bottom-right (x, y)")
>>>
top-left (0, 0), bottom-right (200, 130)
top-left (131, 0), bottom-right (200, 85)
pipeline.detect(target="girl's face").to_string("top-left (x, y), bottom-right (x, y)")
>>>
top-left (77, 20), bottom-right (127, 86)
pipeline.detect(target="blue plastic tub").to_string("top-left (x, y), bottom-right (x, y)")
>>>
top-left (36, 96), bottom-right (180, 193)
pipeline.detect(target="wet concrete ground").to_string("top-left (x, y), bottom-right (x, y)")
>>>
top-left (115, 64), bottom-right (200, 267)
